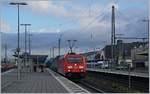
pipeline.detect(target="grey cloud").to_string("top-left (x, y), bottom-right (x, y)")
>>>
top-left (1, 0), bottom-right (148, 58)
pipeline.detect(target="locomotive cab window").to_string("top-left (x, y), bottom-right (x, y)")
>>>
top-left (67, 57), bottom-right (82, 63)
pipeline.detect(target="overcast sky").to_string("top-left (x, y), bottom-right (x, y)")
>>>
top-left (0, 0), bottom-right (149, 58)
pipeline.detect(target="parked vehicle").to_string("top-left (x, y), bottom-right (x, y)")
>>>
top-left (96, 61), bottom-right (109, 69)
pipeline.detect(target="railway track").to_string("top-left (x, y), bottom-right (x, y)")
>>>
top-left (86, 70), bottom-right (149, 92)
top-left (50, 68), bottom-right (106, 93)
top-left (113, 76), bottom-right (149, 92)
top-left (73, 80), bottom-right (105, 93)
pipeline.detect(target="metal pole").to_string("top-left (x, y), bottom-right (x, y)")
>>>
top-left (94, 48), bottom-right (96, 68)
top-left (17, 4), bottom-right (21, 80)
top-left (24, 25), bottom-right (27, 67)
top-left (142, 19), bottom-right (149, 38)
top-left (111, 5), bottom-right (116, 69)
top-left (29, 34), bottom-right (32, 72)
top-left (58, 38), bottom-right (60, 56)
top-left (25, 25), bottom-right (27, 56)
top-left (128, 63), bottom-right (131, 90)
top-left (134, 47), bottom-right (136, 72)
top-left (20, 24), bottom-right (31, 54)
top-left (50, 48), bottom-right (51, 58)
top-left (4, 44), bottom-right (7, 64)
top-left (10, 2), bottom-right (27, 80)
top-left (113, 5), bottom-right (116, 68)
top-left (21, 24), bottom-right (30, 72)
top-left (67, 40), bottom-right (71, 53)
top-left (53, 47), bottom-right (54, 58)
top-left (20, 24), bottom-right (31, 68)
top-left (111, 6), bottom-right (113, 69)
top-left (29, 34), bottom-right (31, 55)
top-left (91, 33), bottom-right (94, 68)
top-left (0, 32), bottom-right (1, 65)
top-left (146, 19), bottom-right (149, 43)
top-left (58, 24), bottom-right (62, 56)
top-left (148, 20), bottom-right (149, 38)
top-left (25, 25), bottom-right (27, 67)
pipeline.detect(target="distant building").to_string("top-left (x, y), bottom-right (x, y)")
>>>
top-left (82, 51), bottom-right (98, 62)
top-left (131, 43), bottom-right (148, 68)
top-left (81, 40), bottom-right (148, 70)
top-left (116, 41), bottom-right (148, 67)
top-left (95, 40), bottom-right (148, 67)
top-left (82, 50), bottom-right (109, 62)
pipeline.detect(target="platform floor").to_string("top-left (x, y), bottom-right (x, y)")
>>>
top-left (1, 68), bottom-right (68, 93)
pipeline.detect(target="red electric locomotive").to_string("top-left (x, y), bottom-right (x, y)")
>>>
top-left (52, 53), bottom-right (87, 79)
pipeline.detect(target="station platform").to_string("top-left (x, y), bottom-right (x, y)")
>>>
top-left (1, 68), bottom-right (89, 93)
top-left (87, 68), bottom-right (149, 78)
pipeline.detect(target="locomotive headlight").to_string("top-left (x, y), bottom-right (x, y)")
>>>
top-left (79, 66), bottom-right (84, 69)
top-left (67, 66), bottom-right (73, 69)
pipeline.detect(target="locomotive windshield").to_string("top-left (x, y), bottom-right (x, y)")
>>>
top-left (67, 57), bottom-right (83, 63)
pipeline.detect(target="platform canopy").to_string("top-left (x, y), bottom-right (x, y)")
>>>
top-left (13, 54), bottom-right (48, 64)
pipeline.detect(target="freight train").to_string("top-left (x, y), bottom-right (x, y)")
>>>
top-left (51, 53), bottom-right (87, 79)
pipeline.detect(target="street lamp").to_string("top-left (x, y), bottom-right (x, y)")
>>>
top-left (0, 32), bottom-right (1, 64)
top-left (9, 2), bottom-right (27, 80)
top-left (20, 24), bottom-right (31, 67)
top-left (28, 34), bottom-right (32, 72)
top-left (20, 24), bottom-right (31, 53)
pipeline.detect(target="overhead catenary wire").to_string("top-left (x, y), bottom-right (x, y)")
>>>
top-left (61, 1), bottom-right (112, 32)
top-left (77, 3), bottom-right (115, 51)
top-left (55, 2), bottom-right (112, 52)
top-left (116, 9), bottom-right (148, 38)
top-left (79, 7), bottom-right (111, 33)
top-left (109, 0), bottom-right (147, 38)
top-left (58, 1), bottom-right (95, 30)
